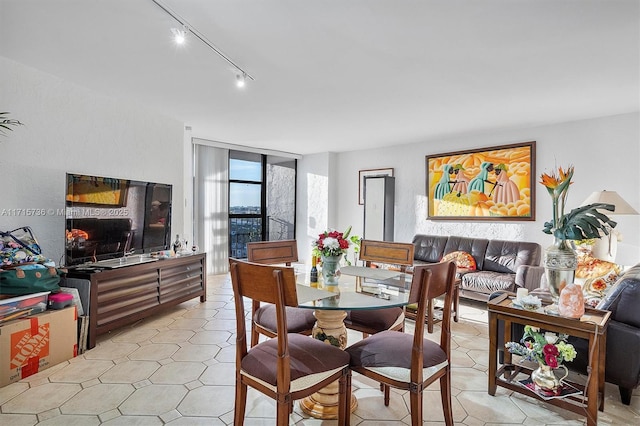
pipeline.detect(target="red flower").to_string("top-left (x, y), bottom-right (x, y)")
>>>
top-left (313, 227), bottom-right (354, 257)
top-left (543, 344), bottom-right (559, 357)
top-left (545, 354), bottom-right (559, 368)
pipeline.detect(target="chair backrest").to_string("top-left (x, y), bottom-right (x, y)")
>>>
top-left (246, 240), bottom-right (299, 265)
top-left (229, 258), bottom-right (298, 352)
top-left (359, 239), bottom-right (415, 271)
top-left (408, 261), bottom-right (457, 381)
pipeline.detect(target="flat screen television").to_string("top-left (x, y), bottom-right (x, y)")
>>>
top-left (65, 173), bottom-right (172, 266)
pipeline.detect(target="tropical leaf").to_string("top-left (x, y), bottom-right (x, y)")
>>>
top-left (0, 112), bottom-right (23, 136)
top-left (551, 203), bottom-right (616, 241)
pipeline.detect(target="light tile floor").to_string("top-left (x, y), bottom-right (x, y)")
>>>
top-left (1, 273), bottom-right (639, 425)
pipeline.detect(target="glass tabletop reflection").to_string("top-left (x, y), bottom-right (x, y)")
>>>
top-left (296, 266), bottom-right (412, 310)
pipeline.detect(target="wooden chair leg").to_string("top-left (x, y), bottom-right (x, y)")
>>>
top-left (427, 298), bottom-right (434, 333)
top-left (453, 285), bottom-right (460, 323)
top-left (250, 324), bottom-right (260, 347)
top-left (339, 368), bottom-right (351, 426)
top-left (276, 398), bottom-right (289, 426)
top-left (440, 369), bottom-right (454, 426)
top-left (409, 388), bottom-right (423, 426)
top-left (383, 383), bottom-right (391, 406)
top-left (234, 379), bottom-right (247, 426)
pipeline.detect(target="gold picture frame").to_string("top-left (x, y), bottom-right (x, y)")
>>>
top-left (426, 141), bottom-right (535, 220)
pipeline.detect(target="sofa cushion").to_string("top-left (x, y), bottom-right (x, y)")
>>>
top-left (412, 234), bottom-right (448, 263)
top-left (443, 236), bottom-right (489, 270)
top-left (598, 265), bottom-right (640, 328)
top-left (483, 240), bottom-right (541, 274)
top-left (576, 251), bottom-right (623, 308)
top-left (461, 271), bottom-right (517, 294)
top-left (576, 255), bottom-right (621, 280)
top-left (442, 251), bottom-right (477, 271)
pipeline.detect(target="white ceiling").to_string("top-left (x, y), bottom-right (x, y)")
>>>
top-left (1, 0), bottom-right (638, 155)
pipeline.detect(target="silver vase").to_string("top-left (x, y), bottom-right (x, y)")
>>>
top-left (531, 363), bottom-right (569, 394)
top-left (543, 238), bottom-right (577, 313)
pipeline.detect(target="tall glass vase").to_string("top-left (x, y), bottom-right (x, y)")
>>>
top-left (321, 255), bottom-right (342, 286)
top-left (543, 238), bottom-right (577, 314)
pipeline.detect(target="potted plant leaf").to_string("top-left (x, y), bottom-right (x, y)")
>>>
top-left (0, 112), bottom-right (23, 137)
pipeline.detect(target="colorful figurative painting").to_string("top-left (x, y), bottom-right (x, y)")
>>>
top-left (426, 141), bottom-right (536, 220)
top-left (66, 174), bottom-right (129, 207)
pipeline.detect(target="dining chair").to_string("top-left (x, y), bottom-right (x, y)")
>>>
top-left (345, 239), bottom-right (415, 337)
top-left (345, 261), bottom-right (456, 426)
top-left (229, 258), bottom-right (351, 426)
top-left (246, 240), bottom-right (316, 346)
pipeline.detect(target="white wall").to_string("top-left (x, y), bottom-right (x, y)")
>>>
top-left (3, 55), bottom-right (637, 268)
top-left (298, 112), bottom-right (640, 265)
top-left (0, 57), bottom-right (186, 265)
top-left (297, 152), bottom-right (332, 259)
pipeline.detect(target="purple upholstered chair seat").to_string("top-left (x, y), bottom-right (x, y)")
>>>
top-left (345, 307), bottom-right (404, 333)
top-left (346, 330), bottom-right (447, 381)
top-left (242, 333), bottom-right (350, 388)
top-left (253, 304), bottom-right (317, 334)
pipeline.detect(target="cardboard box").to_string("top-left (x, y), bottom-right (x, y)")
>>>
top-left (0, 306), bottom-right (77, 387)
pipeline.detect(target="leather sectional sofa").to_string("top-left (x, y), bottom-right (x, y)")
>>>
top-left (567, 263), bottom-right (640, 404)
top-left (411, 234), bottom-right (542, 302)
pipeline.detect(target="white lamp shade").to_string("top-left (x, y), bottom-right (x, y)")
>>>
top-left (580, 190), bottom-right (639, 215)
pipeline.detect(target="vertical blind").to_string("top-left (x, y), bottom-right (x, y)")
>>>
top-left (194, 144), bottom-right (229, 274)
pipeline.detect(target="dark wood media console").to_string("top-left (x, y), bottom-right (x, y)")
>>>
top-left (64, 253), bottom-right (206, 349)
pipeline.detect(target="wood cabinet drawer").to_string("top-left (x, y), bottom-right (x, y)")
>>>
top-left (65, 253), bottom-right (206, 349)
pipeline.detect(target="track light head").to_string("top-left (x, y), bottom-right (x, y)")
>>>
top-left (171, 26), bottom-right (188, 45)
top-left (236, 72), bottom-right (246, 88)
top-left (152, 1), bottom-right (253, 87)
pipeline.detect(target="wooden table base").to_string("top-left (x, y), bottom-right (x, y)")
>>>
top-left (300, 309), bottom-right (358, 419)
top-left (299, 387), bottom-right (358, 419)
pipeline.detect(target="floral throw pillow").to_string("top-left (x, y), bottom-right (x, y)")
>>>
top-left (441, 251), bottom-right (477, 271)
top-left (575, 252), bottom-right (622, 308)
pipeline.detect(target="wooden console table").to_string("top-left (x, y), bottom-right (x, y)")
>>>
top-left (64, 253), bottom-right (206, 349)
top-left (488, 292), bottom-right (610, 426)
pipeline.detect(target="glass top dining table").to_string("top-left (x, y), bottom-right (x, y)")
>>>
top-left (295, 265), bottom-right (413, 310)
top-left (295, 264), bottom-right (414, 419)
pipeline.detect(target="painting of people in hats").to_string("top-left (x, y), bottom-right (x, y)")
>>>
top-left (492, 163), bottom-right (521, 204)
top-left (451, 164), bottom-right (470, 194)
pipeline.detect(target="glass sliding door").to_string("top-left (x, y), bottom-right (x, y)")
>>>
top-left (228, 151), bottom-right (297, 258)
top-left (229, 151), bottom-right (264, 258)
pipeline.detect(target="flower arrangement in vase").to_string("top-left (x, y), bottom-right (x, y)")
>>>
top-left (506, 326), bottom-right (577, 393)
top-left (312, 226), bottom-right (356, 285)
top-left (539, 165), bottom-right (616, 311)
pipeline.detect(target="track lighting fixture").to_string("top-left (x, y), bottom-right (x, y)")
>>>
top-left (151, 0), bottom-right (254, 88)
top-left (170, 26), bottom-right (187, 45)
top-left (236, 73), bottom-right (246, 88)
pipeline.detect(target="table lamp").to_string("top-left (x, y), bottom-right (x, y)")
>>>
top-left (580, 190), bottom-right (639, 262)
